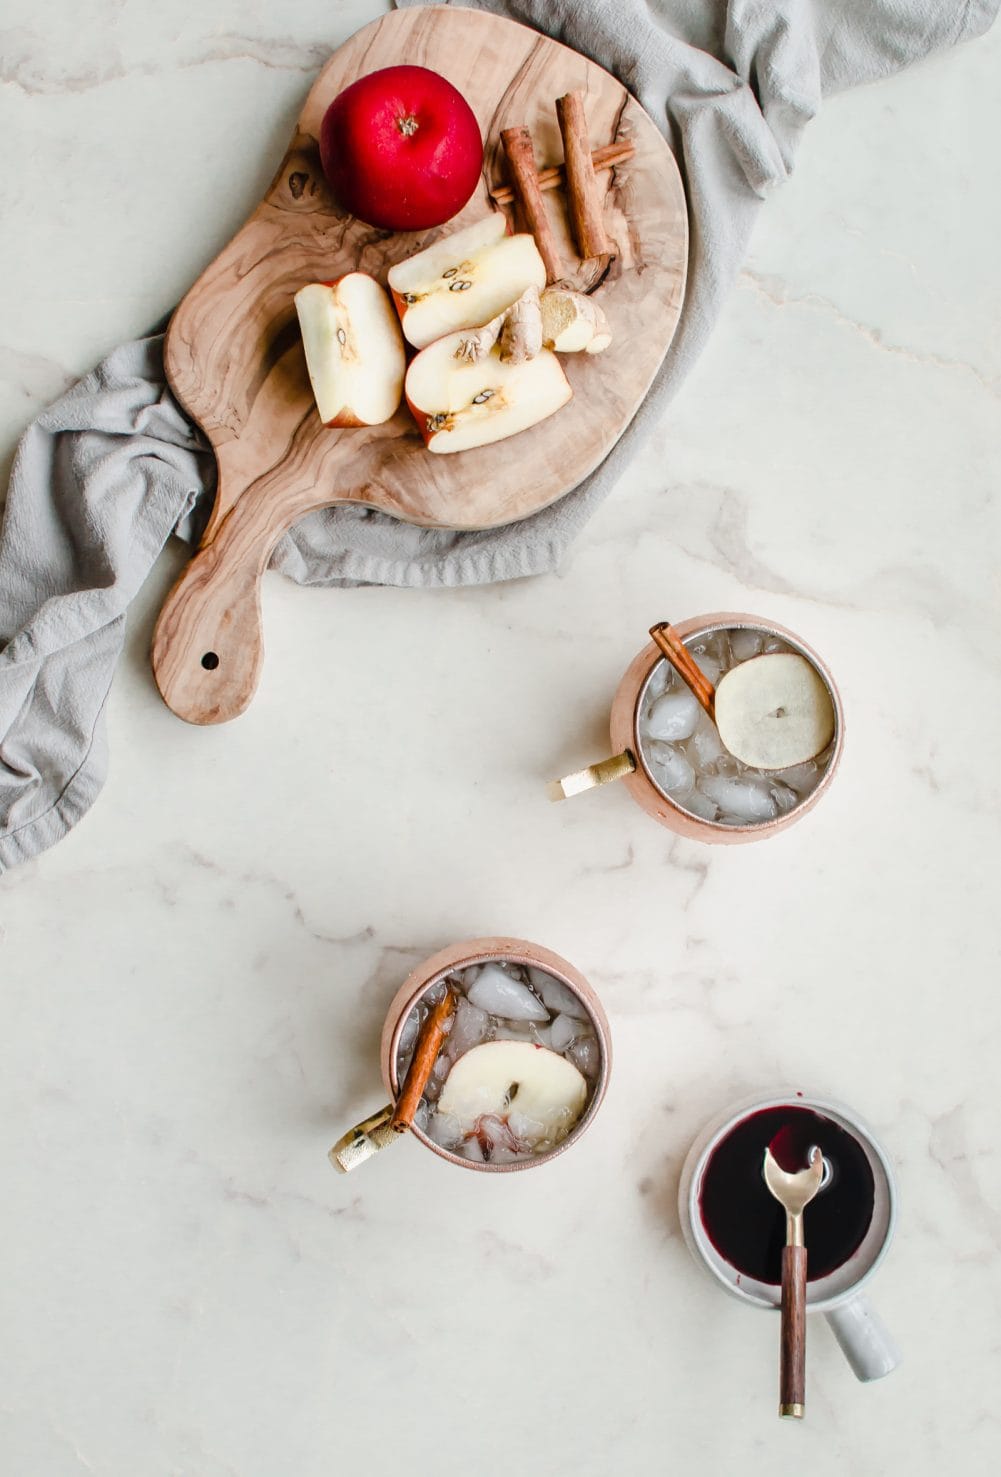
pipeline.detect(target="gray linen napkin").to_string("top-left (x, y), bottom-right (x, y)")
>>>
top-left (1, 0), bottom-right (996, 870)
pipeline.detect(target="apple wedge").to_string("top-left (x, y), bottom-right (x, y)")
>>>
top-left (405, 330), bottom-right (572, 453)
top-left (388, 213), bottom-right (547, 349)
top-left (436, 1040), bottom-right (588, 1154)
top-left (294, 272), bottom-right (405, 427)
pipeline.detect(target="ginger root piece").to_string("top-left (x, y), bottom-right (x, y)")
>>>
top-left (499, 285), bottom-right (543, 365)
top-left (454, 313), bottom-right (504, 364)
top-left (540, 288), bottom-right (612, 354)
top-left (454, 285), bottom-right (544, 367)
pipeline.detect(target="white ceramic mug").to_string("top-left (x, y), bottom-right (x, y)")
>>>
top-left (678, 1090), bottom-right (901, 1382)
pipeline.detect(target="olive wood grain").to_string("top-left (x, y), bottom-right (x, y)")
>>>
top-left (152, 4), bottom-right (687, 724)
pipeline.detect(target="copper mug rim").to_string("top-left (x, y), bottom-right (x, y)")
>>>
top-left (610, 611), bottom-right (846, 842)
top-left (380, 936), bottom-right (612, 1173)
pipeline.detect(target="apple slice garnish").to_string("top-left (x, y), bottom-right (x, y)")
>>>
top-left (435, 1040), bottom-right (589, 1155)
top-left (713, 653), bottom-right (836, 770)
top-left (388, 214), bottom-right (547, 349)
top-left (294, 272), bottom-right (406, 427)
top-left (405, 330), bottom-right (572, 453)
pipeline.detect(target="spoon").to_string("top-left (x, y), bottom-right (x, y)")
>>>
top-left (762, 1143), bottom-right (825, 1418)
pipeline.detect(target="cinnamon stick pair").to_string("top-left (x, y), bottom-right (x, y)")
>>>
top-left (500, 89), bottom-right (616, 283)
top-left (489, 140), bottom-right (634, 207)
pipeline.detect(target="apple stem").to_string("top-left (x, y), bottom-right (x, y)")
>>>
top-left (397, 114), bottom-right (419, 137)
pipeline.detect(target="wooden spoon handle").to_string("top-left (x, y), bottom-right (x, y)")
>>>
top-left (649, 623), bottom-right (716, 717)
top-left (779, 1243), bottom-right (808, 1417)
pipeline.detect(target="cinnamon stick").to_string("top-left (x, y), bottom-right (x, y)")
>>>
top-left (390, 986), bottom-right (456, 1133)
top-left (556, 91), bottom-right (610, 260)
top-left (649, 623), bottom-right (716, 719)
top-left (500, 126), bottom-right (562, 284)
top-left (489, 141), bottom-right (635, 205)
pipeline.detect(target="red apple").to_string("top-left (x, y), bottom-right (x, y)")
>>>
top-left (319, 65), bottom-right (483, 231)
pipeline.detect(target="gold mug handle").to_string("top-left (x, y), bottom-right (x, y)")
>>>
top-left (547, 750), bottom-right (637, 802)
top-left (329, 1103), bottom-right (397, 1173)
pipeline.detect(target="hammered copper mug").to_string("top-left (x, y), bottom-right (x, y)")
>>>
top-left (550, 612), bottom-right (844, 844)
top-left (330, 937), bottom-right (611, 1174)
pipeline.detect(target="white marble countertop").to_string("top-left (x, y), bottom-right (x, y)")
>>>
top-left (2, 3), bottom-right (999, 1473)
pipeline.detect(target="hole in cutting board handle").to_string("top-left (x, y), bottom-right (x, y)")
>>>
top-left (201, 652), bottom-right (220, 671)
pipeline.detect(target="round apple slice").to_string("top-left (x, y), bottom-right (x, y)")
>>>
top-left (713, 653), bottom-right (835, 770)
top-left (436, 1040), bottom-right (588, 1154)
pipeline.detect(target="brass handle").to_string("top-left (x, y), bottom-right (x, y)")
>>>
top-left (329, 1104), bottom-right (397, 1173)
top-left (547, 750), bottom-right (637, 801)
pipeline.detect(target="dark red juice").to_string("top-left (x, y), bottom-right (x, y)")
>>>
top-left (698, 1106), bottom-right (875, 1284)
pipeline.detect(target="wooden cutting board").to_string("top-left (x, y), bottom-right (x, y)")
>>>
top-left (152, 4), bottom-right (687, 724)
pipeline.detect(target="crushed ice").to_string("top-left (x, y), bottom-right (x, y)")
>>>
top-left (396, 958), bottom-right (599, 1165)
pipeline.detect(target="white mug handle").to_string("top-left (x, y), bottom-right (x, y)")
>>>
top-left (824, 1293), bottom-right (901, 1382)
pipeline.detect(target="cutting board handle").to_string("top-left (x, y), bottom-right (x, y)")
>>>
top-left (151, 496), bottom-right (273, 724)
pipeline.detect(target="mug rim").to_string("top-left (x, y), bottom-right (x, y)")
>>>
top-left (381, 937), bottom-right (611, 1174)
top-left (631, 617), bottom-right (844, 835)
top-left (679, 1089), bottom-right (897, 1313)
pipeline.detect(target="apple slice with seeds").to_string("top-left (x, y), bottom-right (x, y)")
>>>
top-left (436, 1040), bottom-right (588, 1155)
top-left (405, 331), bottom-right (571, 454)
top-left (294, 272), bottom-right (406, 427)
top-left (388, 213), bottom-right (546, 349)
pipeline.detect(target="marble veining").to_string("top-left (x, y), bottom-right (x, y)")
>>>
top-left (1, 4), bottom-right (999, 1475)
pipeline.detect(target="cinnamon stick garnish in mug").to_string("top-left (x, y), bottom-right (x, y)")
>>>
top-left (500, 126), bottom-right (563, 284)
top-left (649, 622), bottom-right (716, 718)
top-left (556, 90), bottom-right (611, 260)
top-left (390, 985), bottom-right (456, 1133)
top-left (489, 140), bottom-right (635, 206)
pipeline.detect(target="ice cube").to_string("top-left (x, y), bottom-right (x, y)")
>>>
top-left (730, 628), bottom-right (764, 663)
top-left (685, 713), bottom-right (727, 770)
top-left (550, 1012), bottom-right (593, 1053)
top-left (467, 962), bottom-right (549, 1021)
top-left (678, 786), bottom-right (719, 823)
top-left (647, 741), bottom-right (695, 797)
top-left (491, 1019), bottom-right (552, 1047)
top-left (447, 997), bottom-right (490, 1062)
top-left (763, 637), bottom-right (789, 655)
top-left (769, 781), bottom-right (800, 815)
top-left (773, 760), bottom-right (819, 795)
top-left (397, 1006), bottom-right (421, 1060)
top-left (645, 660), bottom-right (672, 701)
top-left (528, 969), bottom-right (589, 1020)
top-left (706, 630), bottom-right (732, 668)
top-left (486, 1142), bottom-right (523, 1164)
top-left (568, 1036), bottom-right (601, 1082)
top-left (427, 1109), bottom-right (463, 1148)
top-left (690, 645), bottom-right (721, 686)
top-left (479, 1114), bottom-right (523, 1160)
top-left (460, 1135), bottom-right (485, 1162)
top-left (698, 774), bottom-right (779, 824)
top-left (645, 688), bottom-right (700, 742)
